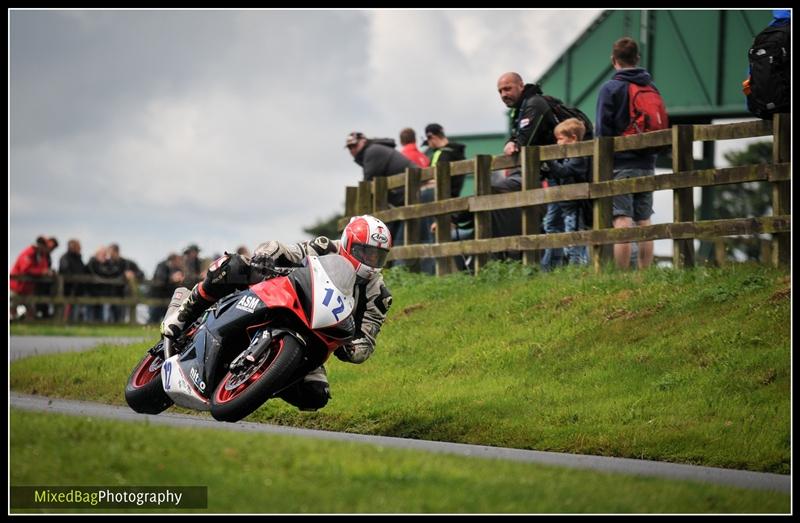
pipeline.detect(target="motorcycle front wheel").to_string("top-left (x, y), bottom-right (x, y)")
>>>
top-left (209, 334), bottom-right (305, 422)
top-left (124, 343), bottom-right (174, 414)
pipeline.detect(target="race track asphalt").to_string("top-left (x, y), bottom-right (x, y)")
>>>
top-left (9, 391), bottom-right (790, 494)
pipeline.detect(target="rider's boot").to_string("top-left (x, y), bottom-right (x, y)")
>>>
top-left (160, 284), bottom-right (215, 338)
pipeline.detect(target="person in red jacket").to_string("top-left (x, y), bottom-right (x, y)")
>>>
top-left (398, 127), bottom-right (430, 168)
top-left (10, 236), bottom-right (57, 295)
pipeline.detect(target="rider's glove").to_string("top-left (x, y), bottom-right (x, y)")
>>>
top-left (334, 338), bottom-right (374, 364)
top-left (334, 345), bottom-right (353, 362)
top-left (250, 253), bottom-right (276, 276)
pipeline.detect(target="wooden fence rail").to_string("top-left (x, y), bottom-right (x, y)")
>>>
top-left (340, 114), bottom-right (790, 275)
top-left (10, 274), bottom-right (174, 324)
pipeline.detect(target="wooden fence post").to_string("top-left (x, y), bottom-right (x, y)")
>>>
top-left (373, 176), bottom-right (389, 214)
top-left (53, 274), bottom-right (66, 324)
top-left (672, 125), bottom-right (695, 268)
top-left (473, 155), bottom-right (493, 274)
top-left (520, 146), bottom-right (543, 267)
top-left (434, 162), bottom-right (455, 276)
top-left (404, 167), bottom-right (421, 256)
top-left (771, 113), bottom-right (790, 267)
top-left (344, 186), bottom-right (358, 220)
top-left (592, 137), bottom-right (614, 273)
top-left (356, 180), bottom-right (373, 215)
top-left (128, 277), bottom-right (139, 325)
top-left (714, 238), bottom-right (727, 267)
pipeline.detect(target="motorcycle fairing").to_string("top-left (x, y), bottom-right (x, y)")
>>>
top-left (307, 255), bottom-right (355, 330)
top-left (161, 353), bottom-right (210, 411)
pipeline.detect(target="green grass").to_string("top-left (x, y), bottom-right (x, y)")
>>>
top-left (10, 410), bottom-right (789, 514)
top-left (11, 262), bottom-right (790, 473)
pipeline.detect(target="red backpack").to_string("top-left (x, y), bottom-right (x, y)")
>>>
top-left (623, 82), bottom-right (669, 135)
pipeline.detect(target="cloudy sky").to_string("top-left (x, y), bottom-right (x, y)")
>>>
top-left (11, 9), bottom-right (753, 276)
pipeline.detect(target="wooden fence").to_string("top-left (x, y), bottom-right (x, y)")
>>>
top-left (9, 116), bottom-right (791, 323)
top-left (341, 114), bottom-right (791, 275)
top-left (10, 274), bottom-right (172, 324)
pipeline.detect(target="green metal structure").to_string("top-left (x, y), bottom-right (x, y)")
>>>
top-left (450, 9), bottom-right (778, 176)
top-left (446, 9), bottom-right (781, 263)
top-left (538, 9), bottom-right (775, 123)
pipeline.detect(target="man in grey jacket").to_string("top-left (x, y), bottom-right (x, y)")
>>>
top-left (346, 131), bottom-right (414, 207)
top-left (346, 131), bottom-right (415, 249)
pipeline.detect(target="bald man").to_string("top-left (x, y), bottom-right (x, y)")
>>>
top-left (495, 72), bottom-right (563, 266)
top-left (497, 72), bottom-right (558, 158)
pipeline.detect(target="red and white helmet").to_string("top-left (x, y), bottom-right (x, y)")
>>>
top-left (340, 215), bottom-right (392, 280)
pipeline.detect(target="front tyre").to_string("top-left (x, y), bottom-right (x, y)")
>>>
top-left (124, 344), bottom-right (174, 414)
top-left (210, 335), bottom-right (305, 422)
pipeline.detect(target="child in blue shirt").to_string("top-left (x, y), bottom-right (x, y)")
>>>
top-left (543, 118), bottom-right (591, 265)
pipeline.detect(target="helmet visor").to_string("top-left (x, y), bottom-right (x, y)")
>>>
top-left (350, 243), bottom-right (390, 268)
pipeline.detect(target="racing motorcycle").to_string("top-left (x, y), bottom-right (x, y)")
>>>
top-left (124, 254), bottom-right (356, 422)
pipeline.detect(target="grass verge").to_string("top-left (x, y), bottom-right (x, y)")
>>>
top-left (10, 410), bottom-right (789, 514)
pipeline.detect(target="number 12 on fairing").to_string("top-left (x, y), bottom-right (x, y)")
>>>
top-left (322, 287), bottom-right (346, 320)
top-left (163, 361), bottom-right (172, 390)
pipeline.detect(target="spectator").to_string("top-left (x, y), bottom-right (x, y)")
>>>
top-left (423, 124), bottom-right (468, 198)
top-left (595, 37), bottom-right (660, 270)
top-left (86, 245), bottom-right (110, 321)
top-left (399, 128), bottom-right (430, 168)
top-left (497, 72), bottom-right (559, 186)
top-left (346, 131), bottom-right (416, 250)
top-left (10, 236), bottom-right (56, 319)
top-left (743, 9), bottom-right (790, 120)
top-left (105, 243), bottom-right (145, 322)
top-left (495, 72), bottom-right (560, 260)
top-left (182, 244), bottom-right (203, 288)
top-left (35, 237), bottom-right (59, 318)
top-left (422, 123), bottom-right (471, 271)
top-left (149, 253), bottom-right (185, 323)
top-left (543, 118), bottom-right (591, 267)
top-left (58, 238), bottom-right (90, 322)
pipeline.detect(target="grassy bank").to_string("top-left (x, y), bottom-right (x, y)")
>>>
top-left (10, 410), bottom-right (789, 514)
top-left (11, 262), bottom-right (790, 473)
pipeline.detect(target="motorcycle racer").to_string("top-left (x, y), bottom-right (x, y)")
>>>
top-left (160, 214), bottom-right (393, 411)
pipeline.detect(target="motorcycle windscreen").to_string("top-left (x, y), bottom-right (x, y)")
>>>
top-left (308, 255), bottom-right (356, 330)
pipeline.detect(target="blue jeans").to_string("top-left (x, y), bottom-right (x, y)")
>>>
top-left (419, 187), bottom-right (436, 275)
top-left (540, 203), bottom-right (565, 271)
top-left (561, 201), bottom-right (589, 265)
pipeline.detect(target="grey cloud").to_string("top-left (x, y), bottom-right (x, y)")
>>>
top-left (10, 9), bottom-right (603, 275)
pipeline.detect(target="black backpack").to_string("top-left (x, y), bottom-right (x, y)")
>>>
top-left (540, 95), bottom-right (595, 140)
top-left (746, 23), bottom-right (790, 119)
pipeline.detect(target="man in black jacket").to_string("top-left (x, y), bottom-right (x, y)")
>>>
top-left (499, 73), bottom-right (558, 160)
top-left (419, 123), bottom-right (469, 273)
top-left (491, 73), bottom-right (560, 254)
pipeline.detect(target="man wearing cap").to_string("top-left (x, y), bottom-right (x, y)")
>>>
top-left (345, 132), bottom-right (415, 208)
top-left (420, 124), bottom-right (472, 271)
top-left (345, 131), bottom-right (416, 248)
top-left (423, 124), bottom-right (467, 198)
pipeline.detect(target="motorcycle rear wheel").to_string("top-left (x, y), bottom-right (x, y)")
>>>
top-left (124, 344), bottom-right (174, 415)
top-left (209, 334), bottom-right (305, 422)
